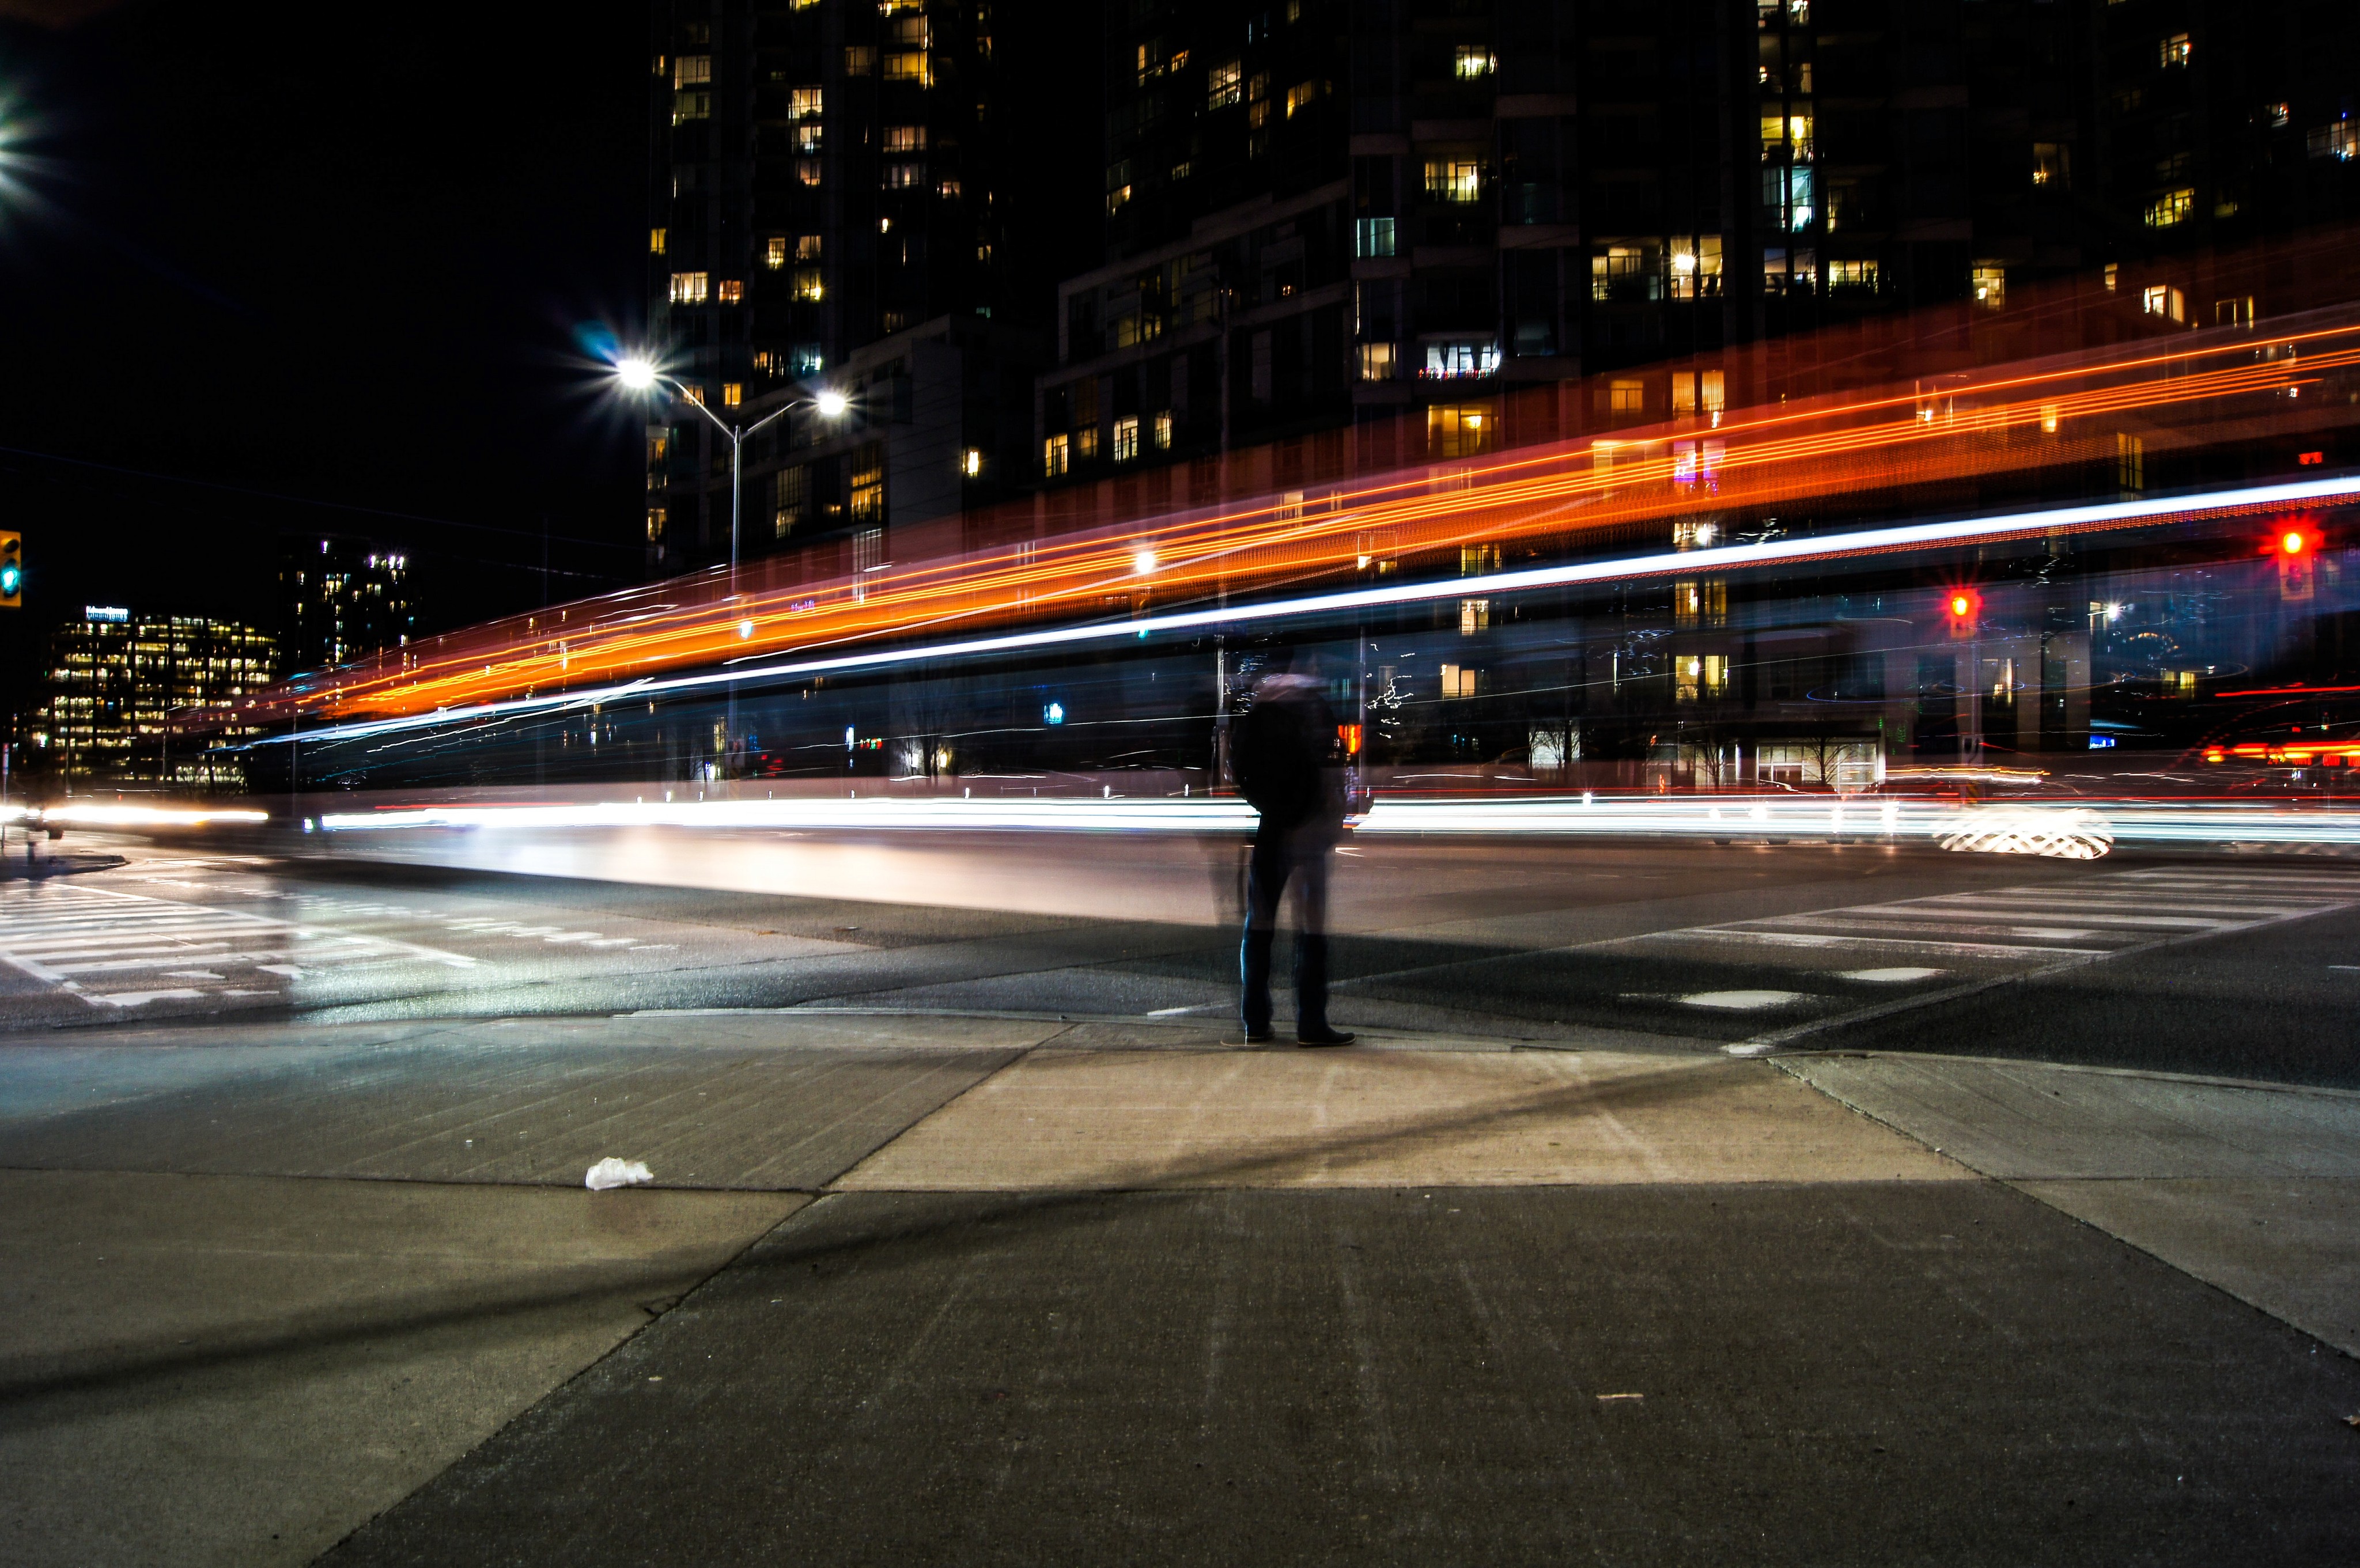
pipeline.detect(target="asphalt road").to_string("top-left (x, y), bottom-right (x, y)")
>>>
top-left (5, 830), bottom-right (2355, 1083)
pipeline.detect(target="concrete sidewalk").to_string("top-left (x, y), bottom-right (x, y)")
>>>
top-left (2, 1010), bottom-right (2357, 1565)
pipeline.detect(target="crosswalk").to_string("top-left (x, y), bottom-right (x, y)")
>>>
top-left (0, 883), bottom-right (478, 1010)
top-left (1656, 866), bottom-right (2360, 964)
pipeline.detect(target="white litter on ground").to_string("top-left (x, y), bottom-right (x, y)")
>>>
top-left (1838, 967), bottom-right (1946, 983)
top-left (1677, 990), bottom-right (1807, 1011)
top-left (585, 1157), bottom-right (654, 1191)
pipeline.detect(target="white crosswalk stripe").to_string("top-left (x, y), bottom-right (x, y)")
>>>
top-left (1649, 865), bottom-right (2360, 964)
top-left (0, 883), bottom-right (476, 1009)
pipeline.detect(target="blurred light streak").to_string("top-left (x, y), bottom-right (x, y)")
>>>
top-left (313, 794), bottom-right (2360, 854)
top-left (203, 315), bottom-right (2360, 729)
top-left (250, 474), bottom-right (2360, 751)
top-left (35, 805), bottom-right (268, 827)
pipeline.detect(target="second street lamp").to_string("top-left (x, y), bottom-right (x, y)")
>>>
top-left (618, 357), bottom-right (849, 773)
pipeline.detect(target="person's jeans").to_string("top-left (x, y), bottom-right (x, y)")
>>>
top-left (1239, 821), bottom-right (1333, 1036)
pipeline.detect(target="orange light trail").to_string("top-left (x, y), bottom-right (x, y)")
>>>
top-left (213, 319), bottom-right (2360, 729)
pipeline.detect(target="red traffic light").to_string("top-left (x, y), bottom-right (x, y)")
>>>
top-left (1947, 592), bottom-right (1975, 617)
top-left (2280, 529), bottom-right (2309, 555)
top-left (1942, 587), bottom-right (1982, 638)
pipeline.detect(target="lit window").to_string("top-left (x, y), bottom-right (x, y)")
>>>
top-left (672, 90), bottom-right (711, 125)
top-left (797, 234), bottom-right (823, 260)
top-left (885, 162), bottom-right (923, 188)
top-left (790, 344), bottom-right (824, 375)
top-left (669, 271), bottom-right (709, 305)
top-left (646, 507), bottom-right (667, 541)
top-left (791, 86), bottom-right (824, 118)
top-left (716, 278), bottom-right (744, 304)
top-left (885, 125), bottom-right (926, 152)
top-left (844, 46), bottom-right (876, 74)
top-left (2144, 187), bottom-right (2193, 228)
top-left (1454, 46), bottom-right (1495, 77)
top-left (1043, 432), bottom-right (1070, 476)
top-left (2032, 142), bottom-right (2071, 187)
top-left (682, 384), bottom-right (706, 404)
top-left (1457, 600), bottom-right (1491, 636)
top-left (2262, 101), bottom-right (2290, 129)
top-left (1593, 245), bottom-right (1663, 301)
top-left (1972, 264), bottom-right (2005, 309)
top-left (884, 52), bottom-right (932, 85)
top-left (793, 267), bottom-right (825, 301)
top-left (722, 382), bottom-right (743, 407)
top-left (2310, 121), bottom-right (2359, 161)
top-left (937, 179), bottom-right (962, 198)
top-left (1760, 113), bottom-right (1814, 160)
top-left (1668, 237), bottom-right (1724, 298)
top-left (797, 123), bottom-right (825, 153)
top-left (1671, 371), bottom-right (1726, 420)
top-left (1355, 217), bottom-right (1396, 257)
top-left (851, 459), bottom-right (884, 524)
top-left (1285, 80), bottom-right (1319, 117)
top-left (765, 236), bottom-right (788, 269)
top-left (797, 157), bottom-right (824, 187)
top-left (1764, 165), bottom-right (1815, 229)
top-left (1426, 405), bottom-right (1493, 459)
top-left (1208, 60), bottom-right (1243, 108)
top-left (1357, 342), bottom-right (1396, 381)
top-left (1153, 412), bottom-right (1173, 450)
top-left (961, 448), bottom-right (983, 478)
top-left (890, 15), bottom-right (928, 46)
top-left (1609, 379), bottom-right (1644, 414)
top-left (2158, 32), bottom-right (2190, 68)
top-left (1112, 416), bottom-right (1140, 462)
top-left (2141, 283), bottom-right (2187, 323)
top-left (1424, 160), bottom-right (1483, 202)
top-left (674, 55), bottom-right (710, 88)
top-left (649, 228), bottom-right (668, 256)
top-left (1824, 257), bottom-right (1874, 294)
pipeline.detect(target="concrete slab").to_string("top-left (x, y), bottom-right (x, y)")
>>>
top-left (0, 1169), bottom-right (800, 1568)
top-left (1787, 1053), bottom-right (2360, 1355)
top-left (0, 1015), bottom-right (1048, 1190)
top-left (321, 1185), bottom-right (2360, 1567)
top-left (836, 1050), bottom-right (1967, 1190)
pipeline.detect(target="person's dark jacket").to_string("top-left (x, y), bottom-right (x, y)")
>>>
top-left (1231, 674), bottom-right (1348, 835)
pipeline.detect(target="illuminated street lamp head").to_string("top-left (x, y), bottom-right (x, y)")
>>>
top-left (813, 389), bottom-right (850, 418)
top-left (615, 357), bottom-right (658, 392)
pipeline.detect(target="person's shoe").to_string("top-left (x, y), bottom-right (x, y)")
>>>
top-left (1226, 1027), bottom-right (1277, 1046)
top-left (1296, 1027), bottom-right (1357, 1048)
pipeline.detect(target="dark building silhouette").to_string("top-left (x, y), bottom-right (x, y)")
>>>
top-left (278, 537), bottom-right (415, 674)
top-left (642, 0), bottom-right (1099, 571)
top-left (1034, 0), bottom-right (2359, 482)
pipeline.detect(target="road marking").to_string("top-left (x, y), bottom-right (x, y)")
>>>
top-left (1678, 990), bottom-right (1806, 1010)
top-left (1840, 967), bottom-right (1945, 983)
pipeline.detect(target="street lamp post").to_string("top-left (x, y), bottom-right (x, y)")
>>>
top-left (617, 358), bottom-right (849, 774)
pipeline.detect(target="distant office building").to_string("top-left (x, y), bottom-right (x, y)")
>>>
top-left (33, 607), bottom-right (276, 785)
top-left (642, 0), bottom-right (1093, 570)
top-left (279, 536), bottom-right (415, 673)
top-left (1037, 0), bottom-right (2358, 477)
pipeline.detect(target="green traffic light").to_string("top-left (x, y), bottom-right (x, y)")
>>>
top-left (0, 565), bottom-right (17, 594)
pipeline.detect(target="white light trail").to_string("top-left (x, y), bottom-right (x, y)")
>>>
top-left (257, 474), bottom-right (2360, 751)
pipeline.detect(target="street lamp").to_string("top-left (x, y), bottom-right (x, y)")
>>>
top-left (614, 356), bottom-right (848, 580)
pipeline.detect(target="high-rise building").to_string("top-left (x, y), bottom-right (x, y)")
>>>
top-left (642, 0), bottom-right (1099, 572)
top-left (278, 536), bottom-right (415, 674)
top-left (33, 607), bottom-right (276, 786)
top-left (1036, 0), bottom-right (2357, 479)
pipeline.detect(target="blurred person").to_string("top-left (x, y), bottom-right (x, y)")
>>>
top-left (1230, 652), bottom-right (1356, 1047)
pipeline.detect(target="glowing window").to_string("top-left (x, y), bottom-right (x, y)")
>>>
top-left (674, 55), bottom-right (710, 88)
top-left (649, 228), bottom-right (668, 256)
top-left (672, 90), bottom-right (711, 125)
top-left (1427, 405), bottom-right (1493, 459)
top-left (791, 86), bottom-right (823, 118)
top-left (885, 125), bottom-right (927, 152)
top-left (1285, 81), bottom-right (1319, 118)
top-left (1424, 160), bottom-right (1483, 202)
top-left (1972, 264), bottom-right (2005, 309)
top-left (1357, 342), bottom-right (1397, 381)
top-left (797, 234), bottom-right (823, 260)
top-left (797, 157), bottom-right (824, 187)
top-left (885, 162), bottom-right (923, 188)
top-left (764, 236), bottom-right (788, 269)
top-left (1454, 46), bottom-right (1495, 78)
top-left (1153, 412), bottom-right (1173, 450)
top-left (793, 267), bottom-right (824, 301)
top-left (2144, 187), bottom-right (2193, 227)
top-left (1112, 416), bottom-right (1140, 463)
top-left (884, 52), bottom-right (932, 85)
top-left (797, 123), bottom-right (825, 153)
top-left (2310, 122), bottom-right (2359, 161)
top-left (2158, 32), bottom-right (2190, 67)
top-left (716, 279), bottom-right (744, 304)
top-left (1043, 433), bottom-right (1070, 476)
top-left (669, 271), bottom-right (709, 305)
top-left (721, 383), bottom-right (743, 407)
top-left (2032, 143), bottom-right (2070, 187)
top-left (1208, 60), bottom-right (1243, 108)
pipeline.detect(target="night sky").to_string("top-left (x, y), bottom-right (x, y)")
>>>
top-left (0, 0), bottom-right (655, 713)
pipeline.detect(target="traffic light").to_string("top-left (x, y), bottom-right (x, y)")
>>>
top-left (2276, 525), bottom-right (2317, 603)
top-left (1943, 586), bottom-right (1981, 638)
top-left (0, 532), bottom-right (20, 609)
